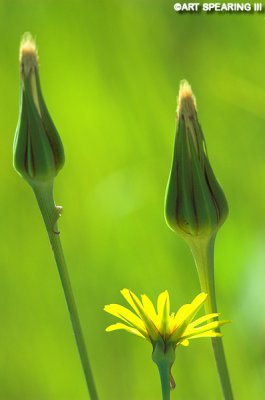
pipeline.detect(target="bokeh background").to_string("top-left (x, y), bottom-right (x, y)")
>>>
top-left (0, 0), bottom-right (265, 399)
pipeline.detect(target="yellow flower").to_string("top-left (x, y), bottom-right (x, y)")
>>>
top-left (104, 290), bottom-right (230, 398)
top-left (104, 289), bottom-right (229, 347)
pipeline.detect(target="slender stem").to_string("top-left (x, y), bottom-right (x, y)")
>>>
top-left (157, 363), bottom-right (171, 400)
top-left (32, 182), bottom-right (98, 400)
top-left (152, 341), bottom-right (175, 400)
top-left (189, 235), bottom-right (233, 400)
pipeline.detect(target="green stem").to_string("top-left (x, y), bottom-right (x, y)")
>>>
top-left (189, 235), bottom-right (233, 400)
top-left (32, 181), bottom-right (98, 400)
top-left (157, 363), bottom-right (171, 400)
top-left (152, 341), bottom-right (175, 400)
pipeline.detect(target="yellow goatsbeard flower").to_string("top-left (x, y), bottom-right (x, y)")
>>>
top-left (104, 290), bottom-right (229, 348)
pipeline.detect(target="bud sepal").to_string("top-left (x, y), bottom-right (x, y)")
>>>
top-left (165, 80), bottom-right (228, 242)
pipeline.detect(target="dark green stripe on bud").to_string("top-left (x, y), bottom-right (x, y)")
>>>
top-left (165, 80), bottom-right (228, 240)
top-left (13, 33), bottom-right (65, 186)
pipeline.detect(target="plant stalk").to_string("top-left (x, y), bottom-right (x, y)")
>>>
top-left (189, 235), bottom-right (233, 400)
top-left (157, 363), bottom-right (171, 400)
top-left (152, 341), bottom-right (175, 400)
top-left (33, 182), bottom-right (98, 400)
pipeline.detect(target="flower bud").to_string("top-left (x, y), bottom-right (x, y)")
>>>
top-left (165, 80), bottom-right (228, 240)
top-left (13, 33), bottom-right (65, 186)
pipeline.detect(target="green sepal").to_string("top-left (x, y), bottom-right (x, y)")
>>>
top-left (187, 123), bottom-right (218, 235)
top-left (204, 156), bottom-right (229, 227)
top-left (13, 67), bottom-right (65, 186)
top-left (152, 339), bottom-right (176, 398)
top-left (34, 70), bottom-right (65, 171)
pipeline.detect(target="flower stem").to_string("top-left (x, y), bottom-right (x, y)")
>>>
top-left (152, 341), bottom-right (175, 400)
top-left (32, 182), bottom-right (98, 400)
top-left (189, 235), bottom-right (233, 400)
top-left (157, 363), bottom-right (171, 400)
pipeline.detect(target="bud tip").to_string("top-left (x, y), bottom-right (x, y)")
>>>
top-left (177, 80), bottom-right (197, 117)
top-left (19, 32), bottom-right (38, 77)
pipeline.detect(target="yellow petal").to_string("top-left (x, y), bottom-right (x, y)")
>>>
top-left (141, 294), bottom-right (158, 327)
top-left (182, 320), bottom-right (230, 340)
top-left (188, 331), bottom-right (223, 339)
top-left (173, 293), bottom-right (207, 328)
top-left (179, 339), bottom-right (189, 346)
top-left (169, 293), bottom-right (208, 343)
top-left (168, 313), bottom-right (178, 335)
top-left (127, 290), bottom-right (159, 341)
top-left (157, 290), bottom-right (170, 318)
top-left (104, 304), bottom-right (147, 336)
top-left (106, 323), bottom-right (147, 339)
top-left (172, 304), bottom-right (190, 328)
top-left (189, 292), bottom-right (208, 315)
top-left (121, 288), bottom-right (142, 316)
top-left (168, 319), bottom-right (187, 343)
top-left (189, 313), bottom-right (219, 328)
top-left (157, 290), bottom-right (170, 336)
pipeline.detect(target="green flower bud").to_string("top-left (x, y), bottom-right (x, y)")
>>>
top-left (13, 33), bottom-right (65, 186)
top-left (165, 80), bottom-right (228, 240)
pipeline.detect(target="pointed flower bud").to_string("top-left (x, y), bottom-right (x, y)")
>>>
top-left (13, 33), bottom-right (65, 186)
top-left (165, 80), bottom-right (228, 240)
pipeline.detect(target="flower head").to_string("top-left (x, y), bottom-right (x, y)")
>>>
top-left (105, 289), bottom-right (228, 346)
top-left (104, 289), bottom-right (230, 392)
top-left (13, 32), bottom-right (65, 186)
top-left (165, 80), bottom-right (228, 241)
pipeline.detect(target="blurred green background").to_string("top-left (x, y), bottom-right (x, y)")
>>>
top-left (0, 0), bottom-right (265, 399)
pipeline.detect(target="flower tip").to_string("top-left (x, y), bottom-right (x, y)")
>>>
top-left (179, 79), bottom-right (193, 99)
top-left (197, 292), bottom-right (208, 303)
top-left (177, 79), bottom-right (197, 117)
top-left (161, 289), bottom-right (169, 296)
top-left (120, 288), bottom-right (130, 296)
top-left (19, 32), bottom-right (38, 77)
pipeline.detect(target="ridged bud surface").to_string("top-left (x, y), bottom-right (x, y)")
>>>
top-left (165, 80), bottom-right (228, 239)
top-left (13, 33), bottom-right (65, 185)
